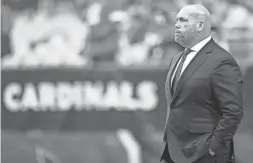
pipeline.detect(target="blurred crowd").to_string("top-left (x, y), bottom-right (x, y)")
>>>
top-left (1, 0), bottom-right (253, 68)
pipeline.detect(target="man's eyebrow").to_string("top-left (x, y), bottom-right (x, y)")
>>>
top-left (176, 17), bottom-right (188, 21)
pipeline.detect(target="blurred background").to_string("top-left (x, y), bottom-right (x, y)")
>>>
top-left (1, 0), bottom-right (253, 163)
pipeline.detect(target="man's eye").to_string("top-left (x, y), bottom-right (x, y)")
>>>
top-left (176, 19), bottom-right (187, 22)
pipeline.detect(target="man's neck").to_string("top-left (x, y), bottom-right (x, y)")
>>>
top-left (186, 35), bottom-right (211, 49)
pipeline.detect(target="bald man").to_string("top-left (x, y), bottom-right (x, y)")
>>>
top-left (161, 4), bottom-right (243, 163)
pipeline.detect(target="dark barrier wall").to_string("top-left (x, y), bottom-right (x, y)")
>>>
top-left (1, 66), bottom-right (253, 133)
top-left (1, 67), bottom-right (168, 131)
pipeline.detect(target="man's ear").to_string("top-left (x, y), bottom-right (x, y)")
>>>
top-left (197, 21), bottom-right (204, 32)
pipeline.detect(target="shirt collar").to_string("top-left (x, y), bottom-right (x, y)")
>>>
top-left (191, 36), bottom-right (212, 52)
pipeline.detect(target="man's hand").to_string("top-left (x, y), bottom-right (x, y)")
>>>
top-left (208, 148), bottom-right (216, 156)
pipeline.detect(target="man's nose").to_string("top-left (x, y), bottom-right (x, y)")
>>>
top-left (175, 23), bottom-right (180, 29)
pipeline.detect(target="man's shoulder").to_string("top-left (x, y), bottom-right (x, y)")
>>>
top-left (210, 41), bottom-right (240, 68)
top-left (211, 40), bottom-right (235, 61)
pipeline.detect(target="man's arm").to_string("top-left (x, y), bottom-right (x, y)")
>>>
top-left (210, 58), bottom-right (243, 150)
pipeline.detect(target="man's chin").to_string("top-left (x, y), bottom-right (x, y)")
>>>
top-left (175, 39), bottom-right (185, 47)
top-left (175, 38), bottom-right (181, 44)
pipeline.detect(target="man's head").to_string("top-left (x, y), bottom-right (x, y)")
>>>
top-left (174, 4), bottom-right (212, 48)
